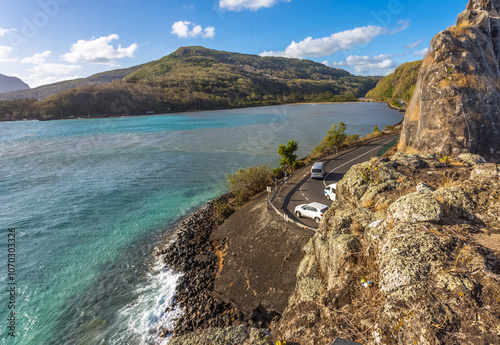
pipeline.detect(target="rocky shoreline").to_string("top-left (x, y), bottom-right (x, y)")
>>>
top-left (157, 193), bottom-right (275, 341)
top-left (157, 194), bottom-right (239, 336)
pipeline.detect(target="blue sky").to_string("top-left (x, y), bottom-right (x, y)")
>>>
top-left (0, 0), bottom-right (469, 88)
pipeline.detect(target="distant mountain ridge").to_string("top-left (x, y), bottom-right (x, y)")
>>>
top-left (0, 65), bottom-right (144, 101)
top-left (0, 74), bottom-right (30, 94)
top-left (0, 46), bottom-right (380, 121)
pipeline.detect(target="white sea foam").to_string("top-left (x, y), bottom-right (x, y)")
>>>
top-left (109, 254), bottom-right (183, 345)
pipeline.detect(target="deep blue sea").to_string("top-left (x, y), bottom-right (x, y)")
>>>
top-left (0, 103), bottom-right (402, 345)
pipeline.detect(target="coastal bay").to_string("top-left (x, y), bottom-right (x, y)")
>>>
top-left (0, 103), bottom-right (402, 345)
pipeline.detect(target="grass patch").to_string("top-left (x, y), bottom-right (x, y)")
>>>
top-left (448, 20), bottom-right (472, 36)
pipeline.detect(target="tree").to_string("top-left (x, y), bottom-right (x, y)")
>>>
top-left (312, 122), bottom-right (348, 155)
top-left (322, 122), bottom-right (347, 150)
top-left (278, 140), bottom-right (299, 172)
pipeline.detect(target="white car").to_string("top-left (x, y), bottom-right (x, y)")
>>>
top-left (294, 202), bottom-right (329, 224)
top-left (324, 183), bottom-right (337, 201)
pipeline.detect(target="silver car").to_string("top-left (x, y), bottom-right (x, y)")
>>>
top-left (294, 202), bottom-right (329, 224)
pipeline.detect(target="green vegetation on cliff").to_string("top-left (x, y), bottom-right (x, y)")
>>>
top-left (365, 60), bottom-right (422, 104)
top-left (0, 46), bottom-right (380, 121)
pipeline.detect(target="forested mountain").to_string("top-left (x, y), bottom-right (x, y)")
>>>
top-left (0, 46), bottom-right (380, 121)
top-left (0, 74), bottom-right (30, 94)
top-left (365, 60), bottom-right (422, 104)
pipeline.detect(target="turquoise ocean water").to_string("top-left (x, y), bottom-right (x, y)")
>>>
top-left (0, 103), bottom-right (402, 345)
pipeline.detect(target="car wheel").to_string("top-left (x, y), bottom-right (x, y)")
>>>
top-left (314, 217), bottom-right (320, 224)
top-left (295, 211), bottom-right (301, 218)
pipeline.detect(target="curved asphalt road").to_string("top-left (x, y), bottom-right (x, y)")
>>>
top-left (278, 134), bottom-right (399, 228)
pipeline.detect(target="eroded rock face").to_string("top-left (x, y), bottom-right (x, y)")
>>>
top-left (399, 0), bottom-right (500, 158)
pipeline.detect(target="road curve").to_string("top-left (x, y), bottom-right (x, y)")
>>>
top-left (273, 134), bottom-right (399, 229)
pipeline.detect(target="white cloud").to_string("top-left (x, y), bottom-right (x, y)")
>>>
top-left (22, 63), bottom-right (82, 88)
top-left (203, 27), bottom-right (216, 39)
top-left (0, 46), bottom-right (13, 59)
top-left (0, 27), bottom-right (16, 36)
top-left (329, 54), bottom-right (397, 75)
top-left (405, 38), bottom-right (423, 50)
top-left (0, 45), bottom-right (16, 62)
top-left (171, 21), bottom-right (215, 39)
top-left (391, 19), bottom-right (411, 34)
top-left (30, 63), bottom-right (81, 76)
top-left (183, 4), bottom-right (195, 10)
top-left (414, 48), bottom-right (429, 56)
top-left (219, 0), bottom-right (290, 11)
top-left (60, 34), bottom-right (138, 64)
top-left (260, 21), bottom-right (410, 59)
top-left (21, 50), bottom-right (51, 64)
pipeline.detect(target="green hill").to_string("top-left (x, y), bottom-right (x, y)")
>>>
top-left (365, 60), bottom-right (422, 105)
top-left (0, 46), bottom-right (380, 121)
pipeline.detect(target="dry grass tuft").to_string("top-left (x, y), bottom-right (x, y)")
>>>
top-left (448, 20), bottom-right (472, 36)
top-left (438, 171), bottom-right (461, 188)
top-left (439, 73), bottom-right (487, 91)
top-left (422, 50), bottom-right (435, 68)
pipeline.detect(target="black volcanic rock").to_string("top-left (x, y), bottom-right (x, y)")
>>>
top-left (0, 73), bottom-right (29, 93)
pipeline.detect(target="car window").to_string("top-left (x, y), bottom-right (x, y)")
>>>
top-left (312, 169), bottom-right (322, 173)
top-left (320, 207), bottom-right (328, 213)
top-left (325, 187), bottom-right (330, 191)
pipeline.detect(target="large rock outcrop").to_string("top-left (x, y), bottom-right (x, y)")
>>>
top-left (274, 154), bottom-right (500, 344)
top-left (399, 0), bottom-right (500, 158)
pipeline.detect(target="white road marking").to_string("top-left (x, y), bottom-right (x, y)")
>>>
top-left (323, 137), bottom-right (397, 187)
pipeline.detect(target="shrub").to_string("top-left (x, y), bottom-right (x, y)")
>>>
top-left (226, 164), bottom-right (272, 204)
top-left (271, 166), bottom-right (285, 179)
top-left (313, 122), bottom-right (347, 154)
top-left (344, 134), bottom-right (360, 146)
top-left (384, 125), bottom-right (395, 131)
top-left (365, 126), bottom-right (384, 140)
top-left (214, 201), bottom-right (234, 220)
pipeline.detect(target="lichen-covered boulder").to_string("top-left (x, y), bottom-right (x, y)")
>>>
top-left (470, 162), bottom-right (499, 182)
top-left (293, 275), bottom-right (324, 305)
top-left (457, 153), bottom-right (488, 166)
top-left (337, 159), bottom-right (401, 208)
top-left (388, 191), bottom-right (443, 223)
top-left (378, 231), bottom-right (449, 296)
top-left (433, 185), bottom-right (477, 219)
top-left (327, 234), bottom-right (357, 290)
top-left (391, 152), bottom-right (429, 169)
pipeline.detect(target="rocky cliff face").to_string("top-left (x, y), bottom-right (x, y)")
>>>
top-left (399, 0), bottom-right (500, 158)
top-left (274, 153), bottom-right (500, 344)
